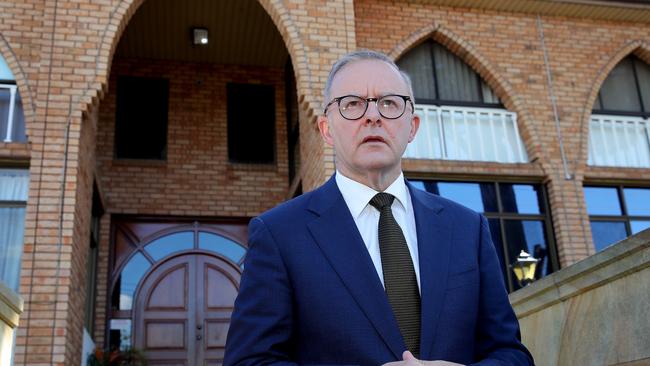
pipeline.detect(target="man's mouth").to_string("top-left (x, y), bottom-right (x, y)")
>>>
top-left (362, 136), bottom-right (386, 144)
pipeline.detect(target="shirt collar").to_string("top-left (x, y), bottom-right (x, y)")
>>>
top-left (335, 170), bottom-right (409, 219)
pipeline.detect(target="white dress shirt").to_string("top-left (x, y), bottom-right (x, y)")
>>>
top-left (335, 171), bottom-right (420, 291)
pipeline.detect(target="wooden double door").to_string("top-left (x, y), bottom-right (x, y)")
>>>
top-left (133, 253), bottom-right (240, 365)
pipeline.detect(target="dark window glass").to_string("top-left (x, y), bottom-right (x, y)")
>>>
top-left (227, 83), bottom-right (275, 163)
top-left (590, 221), bottom-right (627, 252)
top-left (410, 179), bottom-right (556, 292)
top-left (115, 76), bottom-right (169, 159)
top-left (598, 58), bottom-right (641, 112)
top-left (623, 188), bottom-right (650, 216)
top-left (500, 184), bottom-right (542, 214)
top-left (398, 42), bottom-right (436, 102)
top-left (594, 56), bottom-right (650, 115)
top-left (584, 187), bottom-right (622, 215)
top-left (635, 58), bottom-right (650, 112)
top-left (488, 218), bottom-right (508, 283)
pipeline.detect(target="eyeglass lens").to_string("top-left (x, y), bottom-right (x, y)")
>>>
top-left (339, 95), bottom-right (406, 120)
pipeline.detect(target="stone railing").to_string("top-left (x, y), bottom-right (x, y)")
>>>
top-left (510, 229), bottom-right (650, 366)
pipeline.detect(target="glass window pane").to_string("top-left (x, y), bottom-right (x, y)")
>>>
top-left (437, 182), bottom-right (497, 213)
top-left (631, 220), bottom-right (650, 235)
top-left (503, 220), bottom-right (550, 291)
top-left (500, 184), bottom-right (543, 214)
top-left (144, 231), bottom-right (194, 261)
top-left (0, 57), bottom-right (14, 80)
top-left (199, 232), bottom-right (246, 264)
top-left (590, 221), bottom-right (628, 252)
top-left (397, 42), bottom-right (436, 100)
top-left (599, 58), bottom-right (642, 112)
top-left (433, 43), bottom-right (481, 102)
top-left (109, 319), bottom-right (132, 351)
top-left (584, 186), bottom-right (622, 215)
top-left (0, 207), bottom-right (26, 291)
top-left (0, 169), bottom-right (29, 201)
top-left (113, 253), bottom-right (151, 311)
top-left (623, 188), bottom-right (650, 216)
top-left (481, 79), bottom-right (500, 104)
top-left (593, 94), bottom-right (602, 110)
top-left (634, 58), bottom-right (650, 112)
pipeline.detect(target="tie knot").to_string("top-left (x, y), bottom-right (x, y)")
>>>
top-left (370, 192), bottom-right (395, 210)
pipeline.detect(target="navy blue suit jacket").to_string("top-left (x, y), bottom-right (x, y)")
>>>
top-left (224, 176), bottom-right (533, 366)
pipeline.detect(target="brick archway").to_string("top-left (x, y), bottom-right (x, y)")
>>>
top-left (575, 40), bottom-right (650, 175)
top-left (388, 23), bottom-right (548, 175)
top-left (0, 33), bottom-right (36, 142)
top-left (80, 0), bottom-right (313, 122)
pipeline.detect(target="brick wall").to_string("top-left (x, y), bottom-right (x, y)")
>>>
top-left (96, 58), bottom-right (290, 216)
top-left (353, 0), bottom-right (650, 266)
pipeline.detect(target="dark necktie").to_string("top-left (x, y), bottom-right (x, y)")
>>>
top-left (369, 193), bottom-right (421, 358)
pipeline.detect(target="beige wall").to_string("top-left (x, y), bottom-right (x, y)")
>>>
top-left (510, 229), bottom-right (650, 366)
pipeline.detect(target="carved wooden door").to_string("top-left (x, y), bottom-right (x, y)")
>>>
top-left (134, 253), bottom-right (240, 365)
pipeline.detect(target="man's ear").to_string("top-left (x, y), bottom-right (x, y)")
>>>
top-left (408, 114), bottom-right (420, 143)
top-left (318, 115), bottom-right (335, 146)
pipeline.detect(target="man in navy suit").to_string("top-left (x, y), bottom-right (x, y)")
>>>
top-left (224, 50), bottom-right (534, 366)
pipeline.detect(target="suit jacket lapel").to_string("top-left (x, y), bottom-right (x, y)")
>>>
top-left (407, 182), bottom-right (451, 360)
top-left (306, 176), bottom-right (405, 359)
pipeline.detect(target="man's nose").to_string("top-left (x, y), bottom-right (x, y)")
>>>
top-left (364, 100), bottom-right (382, 124)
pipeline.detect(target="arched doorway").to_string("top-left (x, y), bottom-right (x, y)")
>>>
top-left (133, 252), bottom-right (240, 365)
top-left (108, 220), bottom-right (247, 365)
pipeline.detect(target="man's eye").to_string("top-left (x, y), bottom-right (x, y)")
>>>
top-left (380, 99), bottom-right (398, 108)
top-left (343, 100), bottom-right (362, 109)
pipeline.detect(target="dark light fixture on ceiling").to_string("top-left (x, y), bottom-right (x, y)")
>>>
top-left (192, 28), bottom-right (209, 45)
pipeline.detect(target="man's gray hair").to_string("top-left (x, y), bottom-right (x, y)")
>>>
top-left (322, 49), bottom-right (415, 111)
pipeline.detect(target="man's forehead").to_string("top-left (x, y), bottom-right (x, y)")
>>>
top-left (330, 59), bottom-right (409, 95)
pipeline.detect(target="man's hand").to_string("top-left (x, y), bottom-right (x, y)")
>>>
top-left (381, 351), bottom-right (465, 366)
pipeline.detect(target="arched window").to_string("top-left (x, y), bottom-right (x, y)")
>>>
top-left (588, 55), bottom-right (650, 168)
top-left (397, 41), bottom-right (527, 163)
top-left (0, 56), bottom-right (26, 143)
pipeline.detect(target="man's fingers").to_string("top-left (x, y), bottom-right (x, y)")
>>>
top-left (402, 351), bottom-right (417, 361)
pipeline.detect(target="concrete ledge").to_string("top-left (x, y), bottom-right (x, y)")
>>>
top-left (510, 229), bottom-right (650, 366)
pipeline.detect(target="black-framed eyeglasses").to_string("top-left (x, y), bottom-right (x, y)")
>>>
top-left (323, 94), bottom-right (414, 120)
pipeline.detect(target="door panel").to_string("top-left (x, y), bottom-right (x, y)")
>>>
top-left (197, 255), bottom-right (240, 364)
top-left (134, 253), bottom-right (241, 365)
top-left (147, 266), bottom-right (187, 309)
top-left (135, 256), bottom-right (197, 365)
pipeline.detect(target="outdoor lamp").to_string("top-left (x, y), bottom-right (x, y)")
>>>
top-left (511, 250), bottom-right (539, 287)
top-left (192, 28), bottom-right (209, 45)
